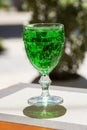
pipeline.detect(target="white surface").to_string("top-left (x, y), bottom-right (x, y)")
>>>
top-left (77, 53), bottom-right (87, 79)
top-left (0, 83), bottom-right (87, 130)
top-left (0, 11), bottom-right (32, 25)
top-left (0, 38), bottom-right (39, 90)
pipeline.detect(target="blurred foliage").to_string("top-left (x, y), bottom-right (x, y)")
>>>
top-left (0, 38), bottom-right (4, 54)
top-left (25, 0), bottom-right (87, 78)
top-left (0, 0), bottom-right (9, 10)
top-left (12, 0), bottom-right (24, 11)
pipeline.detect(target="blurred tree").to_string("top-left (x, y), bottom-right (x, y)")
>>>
top-left (0, 38), bottom-right (4, 54)
top-left (25, 0), bottom-right (87, 79)
top-left (0, 0), bottom-right (9, 10)
top-left (12, 0), bottom-right (24, 11)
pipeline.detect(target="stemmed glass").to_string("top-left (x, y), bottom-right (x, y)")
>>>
top-left (23, 23), bottom-right (64, 106)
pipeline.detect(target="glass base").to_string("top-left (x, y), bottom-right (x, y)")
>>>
top-left (28, 95), bottom-right (63, 106)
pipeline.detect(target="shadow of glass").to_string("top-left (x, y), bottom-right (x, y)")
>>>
top-left (23, 104), bottom-right (67, 119)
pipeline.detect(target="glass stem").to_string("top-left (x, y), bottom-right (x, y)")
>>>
top-left (39, 75), bottom-right (51, 97)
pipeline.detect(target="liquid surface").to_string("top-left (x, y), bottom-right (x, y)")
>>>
top-left (23, 25), bottom-right (64, 74)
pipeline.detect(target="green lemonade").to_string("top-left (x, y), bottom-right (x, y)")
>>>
top-left (23, 25), bottom-right (64, 75)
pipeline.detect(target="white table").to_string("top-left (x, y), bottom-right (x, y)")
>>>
top-left (0, 83), bottom-right (87, 130)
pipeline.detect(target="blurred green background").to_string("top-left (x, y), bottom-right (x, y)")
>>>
top-left (24, 0), bottom-right (87, 79)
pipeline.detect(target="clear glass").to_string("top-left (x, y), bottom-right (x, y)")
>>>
top-left (23, 23), bottom-right (64, 106)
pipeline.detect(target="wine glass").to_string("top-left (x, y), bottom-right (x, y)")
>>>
top-left (23, 23), bottom-right (64, 106)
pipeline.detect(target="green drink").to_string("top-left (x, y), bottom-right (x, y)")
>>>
top-left (23, 23), bottom-right (65, 111)
top-left (23, 24), bottom-right (64, 75)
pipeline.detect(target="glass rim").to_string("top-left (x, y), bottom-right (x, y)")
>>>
top-left (23, 23), bottom-right (64, 28)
